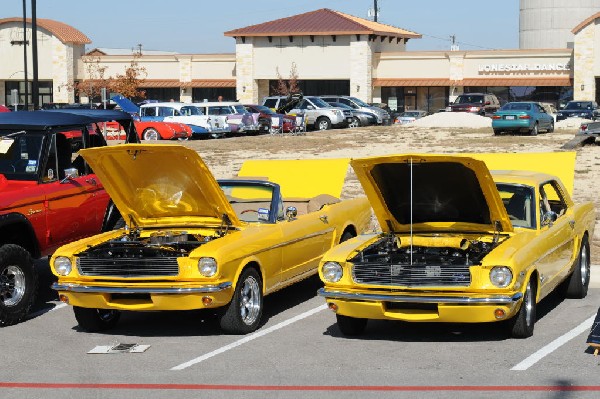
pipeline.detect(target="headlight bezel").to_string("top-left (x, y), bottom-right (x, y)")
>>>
top-left (54, 256), bottom-right (72, 276)
top-left (198, 257), bottom-right (218, 277)
top-left (322, 261), bottom-right (343, 283)
top-left (489, 266), bottom-right (513, 288)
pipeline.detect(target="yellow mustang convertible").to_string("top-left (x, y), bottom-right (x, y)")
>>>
top-left (50, 144), bottom-right (371, 334)
top-left (318, 153), bottom-right (595, 338)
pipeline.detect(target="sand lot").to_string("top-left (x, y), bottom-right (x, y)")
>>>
top-left (163, 121), bottom-right (600, 262)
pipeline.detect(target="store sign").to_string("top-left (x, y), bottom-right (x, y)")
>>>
top-left (478, 63), bottom-right (571, 73)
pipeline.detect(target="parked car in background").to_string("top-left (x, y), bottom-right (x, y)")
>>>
top-left (50, 148), bottom-right (372, 334)
top-left (244, 104), bottom-right (295, 133)
top-left (556, 101), bottom-right (599, 121)
top-left (139, 102), bottom-right (229, 138)
top-left (318, 153), bottom-right (594, 338)
top-left (0, 109), bottom-right (138, 326)
top-left (320, 95), bottom-right (391, 125)
top-left (325, 102), bottom-right (377, 127)
top-left (492, 102), bottom-right (554, 136)
top-left (369, 103), bottom-right (399, 121)
top-left (394, 110), bottom-right (428, 125)
top-left (263, 96), bottom-right (351, 130)
top-left (193, 102), bottom-right (259, 135)
top-left (41, 102), bottom-right (98, 110)
top-left (450, 93), bottom-right (500, 116)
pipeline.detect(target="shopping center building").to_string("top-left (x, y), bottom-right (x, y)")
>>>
top-left (2, 6), bottom-right (600, 113)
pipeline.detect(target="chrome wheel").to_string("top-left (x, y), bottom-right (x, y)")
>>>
top-left (579, 240), bottom-right (590, 287)
top-left (239, 275), bottom-right (261, 325)
top-left (523, 281), bottom-right (534, 327)
top-left (0, 265), bottom-right (25, 307)
top-left (349, 117), bottom-right (360, 128)
top-left (143, 128), bottom-right (159, 140)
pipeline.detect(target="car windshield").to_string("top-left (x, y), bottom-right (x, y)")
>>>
top-left (329, 102), bottom-right (352, 110)
top-left (219, 182), bottom-right (278, 223)
top-left (0, 132), bottom-right (45, 181)
top-left (251, 105), bottom-right (275, 115)
top-left (496, 183), bottom-right (536, 229)
top-left (401, 112), bottom-right (421, 117)
top-left (348, 97), bottom-right (369, 107)
top-left (501, 103), bottom-right (532, 111)
top-left (180, 106), bottom-right (203, 116)
top-left (455, 95), bottom-right (484, 104)
top-left (564, 101), bottom-right (592, 110)
top-left (308, 97), bottom-right (331, 108)
top-left (233, 105), bottom-right (246, 113)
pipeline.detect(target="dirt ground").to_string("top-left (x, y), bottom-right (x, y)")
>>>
top-left (168, 124), bottom-right (600, 262)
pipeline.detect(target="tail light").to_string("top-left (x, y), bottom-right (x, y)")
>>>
top-left (469, 106), bottom-right (481, 112)
top-left (518, 115), bottom-right (530, 119)
top-left (492, 115), bottom-right (501, 120)
top-left (581, 124), bottom-right (588, 132)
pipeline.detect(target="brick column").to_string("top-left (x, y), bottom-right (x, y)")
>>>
top-left (52, 39), bottom-right (74, 103)
top-left (236, 37), bottom-right (257, 103)
top-left (573, 23), bottom-right (594, 101)
top-left (350, 38), bottom-right (373, 103)
top-left (178, 56), bottom-right (192, 102)
top-left (448, 51), bottom-right (465, 102)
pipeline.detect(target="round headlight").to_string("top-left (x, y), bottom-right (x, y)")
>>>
top-left (54, 256), bottom-right (72, 276)
top-left (322, 262), bottom-right (343, 283)
top-left (198, 257), bottom-right (217, 277)
top-left (490, 266), bottom-right (512, 288)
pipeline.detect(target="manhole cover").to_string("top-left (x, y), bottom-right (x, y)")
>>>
top-left (88, 343), bottom-right (150, 354)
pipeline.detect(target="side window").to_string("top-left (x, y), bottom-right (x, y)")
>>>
top-left (263, 98), bottom-right (277, 108)
top-left (339, 98), bottom-right (355, 108)
top-left (540, 181), bottom-right (568, 219)
top-left (297, 100), bottom-right (309, 110)
top-left (141, 107), bottom-right (156, 117)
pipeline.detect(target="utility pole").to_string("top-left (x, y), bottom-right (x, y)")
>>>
top-left (31, 0), bottom-right (39, 109)
top-left (22, 0), bottom-right (29, 111)
top-left (374, 0), bottom-right (378, 22)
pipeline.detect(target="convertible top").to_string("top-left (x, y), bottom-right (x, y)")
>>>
top-left (0, 109), bottom-right (139, 142)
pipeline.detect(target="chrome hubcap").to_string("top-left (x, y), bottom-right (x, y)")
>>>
top-left (239, 276), bottom-right (260, 325)
top-left (524, 282), bottom-right (533, 326)
top-left (144, 130), bottom-right (158, 140)
top-left (318, 121), bottom-right (328, 130)
top-left (0, 265), bottom-right (26, 307)
top-left (580, 245), bottom-right (590, 286)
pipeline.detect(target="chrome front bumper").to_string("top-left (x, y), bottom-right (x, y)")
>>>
top-left (52, 282), bottom-right (232, 294)
top-left (318, 288), bottom-right (523, 305)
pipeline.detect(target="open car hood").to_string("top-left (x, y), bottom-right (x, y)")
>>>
top-left (79, 144), bottom-right (241, 228)
top-left (351, 154), bottom-right (512, 234)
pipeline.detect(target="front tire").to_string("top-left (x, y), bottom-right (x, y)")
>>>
top-left (220, 268), bottom-right (263, 334)
top-left (509, 278), bottom-right (536, 338)
top-left (349, 117), bottom-right (360, 128)
top-left (336, 314), bottom-right (367, 336)
top-left (565, 236), bottom-right (590, 299)
top-left (73, 306), bottom-right (121, 332)
top-left (0, 245), bottom-right (37, 326)
top-left (315, 117), bottom-right (331, 131)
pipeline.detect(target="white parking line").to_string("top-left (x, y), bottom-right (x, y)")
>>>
top-left (171, 304), bottom-right (327, 371)
top-left (511, 314), bottom-right (596, 371)
top-left (27, 302), bottom-right (68, 319)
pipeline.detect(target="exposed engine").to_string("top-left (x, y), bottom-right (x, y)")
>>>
top-left (350, 233), bottom-right (506, 287)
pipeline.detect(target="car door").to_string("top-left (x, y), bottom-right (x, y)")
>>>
top-left (140, 106), bottom-right (161, 122)
top-left (278, 209), bottom-right (336, 282)
top-left (535, 181), bottom-right (576, 296)
top-left (42, 131), bottom-right (108, 252)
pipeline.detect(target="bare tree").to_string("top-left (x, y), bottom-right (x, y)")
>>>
top-left (63, 56), bottom-right (110, 103)
top-left (272, 62), bottom-right (300, 95)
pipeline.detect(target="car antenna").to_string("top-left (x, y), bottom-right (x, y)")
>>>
top-left (409, 157), bottom-right (414, 266)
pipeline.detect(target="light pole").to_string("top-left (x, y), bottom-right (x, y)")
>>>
top-left (22, 0), bottom-right (29, 110)
top-left (31, 0), bottom-right (39, 109)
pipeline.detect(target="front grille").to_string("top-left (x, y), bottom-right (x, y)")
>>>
top-left (352, 262), bottom-right (471, 287)
top-left (342, 110), bottom-right (352, 117)
top-left (77, 257), bottom-right (180, 278)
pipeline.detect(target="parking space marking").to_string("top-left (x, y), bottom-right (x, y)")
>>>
top-left (171, 304), bottom-right (327, 371)
top-left (511, 314), bottom-right (595, 371)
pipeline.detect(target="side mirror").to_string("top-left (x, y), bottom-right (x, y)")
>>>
top-left (306, 105), bottom-right (315, 110)
top-left (285, 206), bottom-right (297, 220)
top-left (60, 168), bottom-right (79, 183)
top-left (541, 210), bottom-right (558, 227)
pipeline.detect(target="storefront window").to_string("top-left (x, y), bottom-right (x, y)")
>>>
top-left (142, 88), bottom-right (182, 102)
top-left (192, 88), bottom-right (236, 102)
top-left (5, 81), bottom-right (53, 109)
top-left (464, 86), bottom-right (571, 108)
top-left (382, 86), bottom-right (449, 114)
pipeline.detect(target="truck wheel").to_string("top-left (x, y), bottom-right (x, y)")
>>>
top-left (220, 268), bottom-right (263, 334)
top-left (508, 278), bottom-right (536, 338)
top-left (142, 128), bottom-right (160, 140)
top-left (336, 314), bottom-right (367, 336)
top-left (315, 117), bottom-right (331, 131)
top-left (565, 237), bottom-right (590, 299)
top-left (0, 245), bottom-right (38, 326)
top-left (73, 306), bottom-right (121, 332)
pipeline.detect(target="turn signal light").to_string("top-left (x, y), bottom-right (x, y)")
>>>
top-left (59, 294), bottom-right (69, 304)
top-left (494, 308), bottom-right (506, 319)
top-left (328, 302), bottom-right (338, 312)
top-left (202, 296), bottom-right (213, 306)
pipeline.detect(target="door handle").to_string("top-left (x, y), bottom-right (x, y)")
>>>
top-left (319, 215), bottom-right (328, 224)
top-left (569, 220), bottom-right (575, 229)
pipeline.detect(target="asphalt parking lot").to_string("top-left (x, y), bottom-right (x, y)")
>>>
top-left (3, 124), bottom-right (600, 399)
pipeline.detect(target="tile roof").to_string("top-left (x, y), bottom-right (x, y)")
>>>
top-left (86, 48), bottom-right (179, 56)
top-left (0, 17), bottom-right (90, 44)
top-left (224, 8), bottom-right (420, 39)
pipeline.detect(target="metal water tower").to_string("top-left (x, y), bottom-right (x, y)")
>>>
top-left (520, 0), bottom-right (600, 49)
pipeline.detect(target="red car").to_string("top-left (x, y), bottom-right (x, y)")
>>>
top-left (0, 105), bottom-right (10, 113)
top-left (102, 120), bottom-right (192, 140)
top-left (244, 104), bottom-right (295, 133)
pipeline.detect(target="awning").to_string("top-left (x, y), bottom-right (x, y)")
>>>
top-left (373, 76), bottom-right (572, 87)
top-left (138, 79), bottom-right (236, 89)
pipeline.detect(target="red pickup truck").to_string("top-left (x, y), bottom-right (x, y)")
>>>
top-left (0, 109), bottom-right (138, 326)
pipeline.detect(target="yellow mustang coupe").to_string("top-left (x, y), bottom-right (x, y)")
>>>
top-left (50, 144), bottom-right (371, 334)
top-left (318, 153), bottom-right (595, 338)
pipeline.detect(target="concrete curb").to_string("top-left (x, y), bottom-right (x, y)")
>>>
top-left (590, 265), bottom-right (600, 288)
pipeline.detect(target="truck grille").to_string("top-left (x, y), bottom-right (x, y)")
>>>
top-left (352, 262), bottom-right (471, 287)
top-left (342, 110), bottom-right (352, 118)
top-left (77, 257), bottom-right (180, 278)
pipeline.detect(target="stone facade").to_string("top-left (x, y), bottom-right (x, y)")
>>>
top-left (350, 38), bottom-right (373, 102)
top-left (573, 21), bottom-right (596, 101)
top-left (235, 38), bottom-right (256, 104)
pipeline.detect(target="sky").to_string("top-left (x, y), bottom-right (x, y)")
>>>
top-left (2, 0), bottom-right (519, 53)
